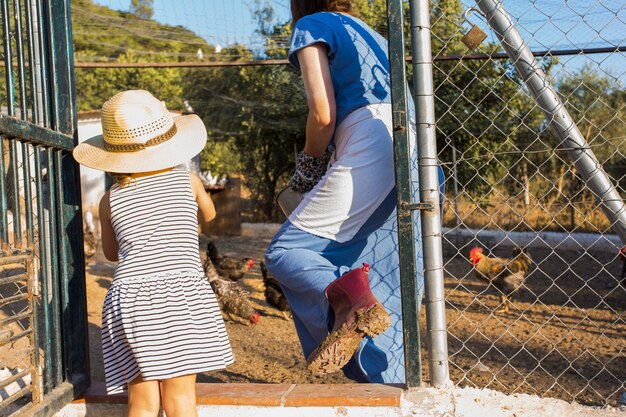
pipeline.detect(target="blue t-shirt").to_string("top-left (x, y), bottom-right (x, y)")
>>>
top-left (289, 12), bottom-right (391, 126)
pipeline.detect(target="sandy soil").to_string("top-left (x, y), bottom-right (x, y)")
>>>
top-left (84, 224), bottom-right (625, 407)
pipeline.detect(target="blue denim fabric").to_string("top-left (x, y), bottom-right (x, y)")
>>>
top-left (265, 189), bottom-right (424, 383)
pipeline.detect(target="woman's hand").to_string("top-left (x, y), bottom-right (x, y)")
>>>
top-left (289, 150), bottom-right (329, 193)
top-left (298, 43), bottom-right (336, 157)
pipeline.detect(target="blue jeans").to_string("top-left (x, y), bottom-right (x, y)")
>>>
top-left (265, 189), bottom-right (424, 383)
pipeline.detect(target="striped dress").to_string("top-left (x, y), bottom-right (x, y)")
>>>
top-left (101, 169), bottom-right (234, 394)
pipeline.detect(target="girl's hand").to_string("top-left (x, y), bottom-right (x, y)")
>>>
top-left (190, 172), bottom-right (216, 224)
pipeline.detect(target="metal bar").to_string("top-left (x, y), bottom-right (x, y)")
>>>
top-left (0, 271), bottom-right (28, 284)
top-left (45, 147), bottom-right (62, 387)
top-left (22, 142), bottom-right (34, 241)
top-left (56, 148), bottom-right (90, 383)
top-left (0, 308), bottom-right (31, 326)
top-left (27, 254), bottom-right (42, 403)
top-left (67, 45), bottom-right (626, 68)
top-left (0, 368), bottom-right (30, 390)
top-left (9, 138), bottom-right (22, 244)
top-left (0, 385), bottom-right (33, 413)
top-left (1, 0), bottom-right (15, 115)
top-left (0, 115), bottom-right (74, 149)
top-left (409, 0), bottom-right (449, 387)
top-left (0, 252), bottom-right (31, 263)
top-left (0, 328), bottom-right (33, 345)
top-left (475, 0), bottom-right (626, 245)
top-left (386, 0), bottom-right (422, 388)
top-left (24, 0), bottom-right (40, 123)
top-left (34, 148), bottom-right (52, 393)
top-left (0, 292), bottom-right (28, 306)
top-left (12, 0), bottom-right (28, 119)
top-left (34, 0), bottom-right (48, 127)
top-left (0, 137), bottom-right (8, 243)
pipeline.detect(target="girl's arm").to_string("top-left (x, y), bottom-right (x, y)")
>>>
top-left (190, 172), bottom-right (216, 224)
top-left (298, 43), bottom-right (336, 157)
top-left (99, 191), bottom-right (119, 262)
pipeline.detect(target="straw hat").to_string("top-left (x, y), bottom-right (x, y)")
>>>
top-left (73, 90), bottom-right (207, 173)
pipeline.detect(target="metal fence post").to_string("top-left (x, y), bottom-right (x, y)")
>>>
top-left (475, 0), bottom-right (626, 244)
top-left (410, 0), bottom-right (449, 388)
top-left (386, 0), bottom-right (423, 388)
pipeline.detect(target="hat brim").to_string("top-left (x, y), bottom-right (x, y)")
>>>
top-left (72, 114), bottom-right (207, 173)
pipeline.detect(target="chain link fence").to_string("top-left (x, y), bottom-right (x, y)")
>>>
top-left (430, 0), bottom-right (625, 407)
top-left (66, 0), bottom-right (625, 409)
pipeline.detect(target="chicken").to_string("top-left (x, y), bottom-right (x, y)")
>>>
top-left (206, 241), bottom-right (255, 281)
top-left (203, 256), bottom-right (260, 325)
top-left (260, 261), bottom-right (290, 320)
top-left (83, 211), bottom-right (98, 261)
top-left (468, 246), bottom-right (532, 313)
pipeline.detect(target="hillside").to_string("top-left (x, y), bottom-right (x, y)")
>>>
top-left (71, 0), bottom-right (214, 62)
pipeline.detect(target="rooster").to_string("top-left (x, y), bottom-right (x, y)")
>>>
top-left (203, 257), bottom-right (260, 325)
top-left (260, 261), bottom-right (290, 320)
top-left (468, 246), bottom-right (532, 313)
top-left (206, 241), bottom-right (255, 281)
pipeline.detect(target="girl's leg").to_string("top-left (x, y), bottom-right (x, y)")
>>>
top-left (127, 376), bottom-right (161, 417)
top-left (160, 374), bottom-right (198, 417)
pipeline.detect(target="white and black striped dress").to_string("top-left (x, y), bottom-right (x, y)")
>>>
top-left (101, 169), bottom-right (234, 394)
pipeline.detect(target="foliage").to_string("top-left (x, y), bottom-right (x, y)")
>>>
top-left (72, 0), bottom-right (208, 62)
top-left (67, 0), bottom-right (623, 226)
top-left (74, 53), bottom-right (184, 111)
top-left (130, 0), bottom-right (153, 19)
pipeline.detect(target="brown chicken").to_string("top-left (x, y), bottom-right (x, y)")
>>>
top-left (203, 256), bottom-right (260, 325)
top-left (469, 246), bottom-right (532, 313)
top-left (206, 241), bottom-right (255, 281)
top-left (260, 261), bottom-right (290, 320)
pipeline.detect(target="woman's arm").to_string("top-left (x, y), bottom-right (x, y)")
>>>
top-left (99, 191), bottom-right (119, 262)
top-left (190, 172), bottom-right (216, 224)
top-left (298, 43), bottom-right (336, 157)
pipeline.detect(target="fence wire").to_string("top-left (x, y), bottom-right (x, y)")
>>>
top-left (65, 0), bottom-right (625, 409)
top-left (432, 0), bottom-right (624, 407)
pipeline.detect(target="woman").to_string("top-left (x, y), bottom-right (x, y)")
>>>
top-left (264, 0), bottom-right (424, 383)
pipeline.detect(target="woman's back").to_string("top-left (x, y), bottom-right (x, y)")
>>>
top-left (289, 11), bottom-right (391, 125)
top-left (109, 168), bottom-right (202, 280)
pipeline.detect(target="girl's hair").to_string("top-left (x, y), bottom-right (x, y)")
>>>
top-left (109, 172), bottom-right (133, 187)
top-left (290, 0), bottom-right (356, 24)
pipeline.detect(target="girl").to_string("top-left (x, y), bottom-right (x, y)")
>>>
top-left (73, 90), bottom-right (234, 417)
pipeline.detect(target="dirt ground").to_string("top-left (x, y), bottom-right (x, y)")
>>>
top-left (84, 224), bottom-right (625, 407)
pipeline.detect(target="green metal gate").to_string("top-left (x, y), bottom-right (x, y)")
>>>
top-left (0, 0), bottom-right (88, 416)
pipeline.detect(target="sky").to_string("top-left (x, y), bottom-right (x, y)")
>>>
top-left (92, 0), bottom-right (291, 50)
top-left (90, 0), bottom-right (624, 83)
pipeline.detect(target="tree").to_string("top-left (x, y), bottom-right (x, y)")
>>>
top-left (130, 0), bottom-right (153, 19)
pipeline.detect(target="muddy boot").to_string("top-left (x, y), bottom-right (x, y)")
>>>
top-left (306, 264), bottom-right (391, 375)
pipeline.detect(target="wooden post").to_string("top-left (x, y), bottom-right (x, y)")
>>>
top-left (201, 176), bottom-right (242, 236)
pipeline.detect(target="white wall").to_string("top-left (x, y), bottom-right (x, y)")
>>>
top-left (77, 117), bottom-right (106, 216)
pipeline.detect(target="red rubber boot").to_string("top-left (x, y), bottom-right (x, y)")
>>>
top-left (306, 264), bottom-right (391, 375)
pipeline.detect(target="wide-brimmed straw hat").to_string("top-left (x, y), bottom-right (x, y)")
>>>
top-left (73, 90), bottom-right (207, 173)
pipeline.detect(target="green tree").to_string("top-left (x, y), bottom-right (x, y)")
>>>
top-left (130, 0), bottom-right (153, 19)
top-left (557, 66), bottom-right (626, 196)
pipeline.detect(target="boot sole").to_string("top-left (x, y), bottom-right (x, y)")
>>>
top-left (306, 304), bottom-right (391, 375)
